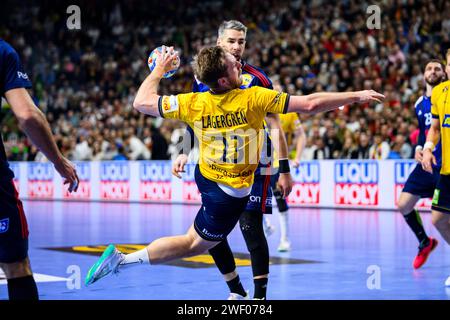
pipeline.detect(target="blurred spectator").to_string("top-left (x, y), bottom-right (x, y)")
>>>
top-left (353, 132), bottom-right (371, 159)
top-left (369, 133), bottom-right (390, 160)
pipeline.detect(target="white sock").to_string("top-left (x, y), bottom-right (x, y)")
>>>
top-left (120, 248), bottom-right (150, 268)
top-left (279, 210), bottom-right (289, 242)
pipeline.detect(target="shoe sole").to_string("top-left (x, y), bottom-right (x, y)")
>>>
top-left (85, 244), bottom-right (116, 286)
top-left (413, 239), bottom-right (438, 269)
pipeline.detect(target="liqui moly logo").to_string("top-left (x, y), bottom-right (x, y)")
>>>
top-left (63, 162), bottom-right (91, 199)
top-left (27, 162), bottom-right (54, 199)
top-left (182, 164), bottom-right (201, 202)
top-left (287, 162), bottom-right (320, 205)
top-left (100, 162), bottom-right (130, 200)
top-left (394, 161), bottom-right (431, 208)
top-left (334, 161), bottom-right (379, 206)
top-left (139, 161), bottom-right (172, 201)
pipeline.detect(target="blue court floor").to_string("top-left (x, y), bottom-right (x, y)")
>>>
top-left (1, 200), bottom-right (450, 300)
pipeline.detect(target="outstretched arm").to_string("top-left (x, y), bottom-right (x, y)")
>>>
top-left (287, 90), bottom-right (385, 115)
top-left (133, 46), bottom-right (179, 117)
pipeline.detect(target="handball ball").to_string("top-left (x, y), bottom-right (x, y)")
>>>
top-left (148, 46), bottom-right (180, 78)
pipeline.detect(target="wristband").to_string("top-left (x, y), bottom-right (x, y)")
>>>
top-left (415, 145), bottom-right (423, 152)
top-left (423, 141), bottom-right (435, 151)
top-left (279, 158), bottom-right (290, 174)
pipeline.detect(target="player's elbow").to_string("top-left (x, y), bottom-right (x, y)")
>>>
top-left (289, 96), bottom-right (317, 114)
top-left (16, 108), bottom-right (41, 127)
top-left (132, 97), bottom-right (145, 111)
top-left (133, 95), bottom-right (159, 115)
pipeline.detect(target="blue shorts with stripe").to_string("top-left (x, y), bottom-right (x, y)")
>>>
top-left (193, 165), bottom-right (249, 241)
top-left (402, 164), bottom-right (440, 198)
top-left (245, 170), bottom-right (273, 214)
top-left (432, 174), bottom-right (450, 214)
top-left (0, 179), bottom-right (29, 263)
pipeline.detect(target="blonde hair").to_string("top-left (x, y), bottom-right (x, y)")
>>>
top-left (192, 46), bottom-right (228, 89)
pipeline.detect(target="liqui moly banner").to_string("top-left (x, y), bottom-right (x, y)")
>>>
top-left (99, 162), bottom-right (130, 200)
top-left (27, 162), bottom-right (54, 199)
top-left (139, 161), bottom-right (172, 201)
top-left (182, 164), bottom-right (201, 202)
top-left (288, 162), bottom-right (320, 205)
top-left (7, 160), bottom-right (434, 211)
top-left (394, 161), bottom-right (432, 208)
top-left (334, 161), bottom-right (379, 207)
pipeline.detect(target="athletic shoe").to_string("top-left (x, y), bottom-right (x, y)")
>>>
top-left (227, 290), bottom-right (250, 300)
top-left (85, 244), bottom-right (124, 286)
top-left (413, 237), bottom-right (438, 269)
top-left (277, 240), bottom-right (291, 252)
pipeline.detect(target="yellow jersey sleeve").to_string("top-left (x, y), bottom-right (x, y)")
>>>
top-left (431, 81), bottom-right (450, 118)
top-left (158, 92), bottom-right (197, 122)
top-left (431, 85), bottom-right (440, 118)
top-left (251, 87), bottom-right (290, 114)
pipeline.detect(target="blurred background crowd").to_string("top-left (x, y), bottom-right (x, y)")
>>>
top-left (1, 0), bottom-right (449, 162)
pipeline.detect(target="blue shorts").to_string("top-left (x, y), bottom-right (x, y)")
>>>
top-left (245, 170), bottom-right (273, 214)
top-left (432, 174), bottom-right (450, 214)
top-left (193, 165), bottom-right (249, 241)
top-left (402, 164), bottom-right (440, 198)
top-left (0, 179), bottom-right (29, 263)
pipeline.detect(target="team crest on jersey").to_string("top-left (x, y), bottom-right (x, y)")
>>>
top-left (443, 114), bottom-right (450, 128)
top-left (240, 74), bottom-right (254, 88)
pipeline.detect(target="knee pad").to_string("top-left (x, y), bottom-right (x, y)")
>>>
top-left (239, 211), bottom-right (265, 251)
top-left (273, 189), bottom-right (288, 212)
top-left (239, 211), bottom-right (269, 276)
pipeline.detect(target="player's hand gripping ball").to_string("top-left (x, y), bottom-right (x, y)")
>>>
top-left (148, 46), bottom-right (180, 78)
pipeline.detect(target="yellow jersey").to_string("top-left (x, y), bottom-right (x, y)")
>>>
top-left (431, 80), bottom-right (450, 175)
top-left (159, 86), bottom-right (289, 188)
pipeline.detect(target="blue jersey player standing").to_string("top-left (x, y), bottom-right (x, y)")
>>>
top-left (173, 20), bottom-right (293, 300)
top-left (397, 59), bottom-right (446, 269)
top-left (0, 39), bottom-right (79, 300)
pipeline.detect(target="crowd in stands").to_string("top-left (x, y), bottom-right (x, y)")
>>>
top-left (1, 0), bottom-right (449, 162)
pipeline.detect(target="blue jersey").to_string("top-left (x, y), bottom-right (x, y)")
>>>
top-left (0, 39), bottom-right (32, 179)
top-left (191, 61), bottom-right (274, 172)
top-left (193, 61), bottom-right (273, 92)
top-left (414, 95), bottom-right (441, 166)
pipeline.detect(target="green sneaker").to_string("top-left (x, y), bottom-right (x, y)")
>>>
top-left (85, 244), bottom-right (124, 286)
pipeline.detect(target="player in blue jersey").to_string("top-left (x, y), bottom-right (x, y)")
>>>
top-left (173, 20), bottom-right (293, 300)
top-left (397, 59), bottom-right (446, 269)
top-left (0, 39), bottom-right (79, 300)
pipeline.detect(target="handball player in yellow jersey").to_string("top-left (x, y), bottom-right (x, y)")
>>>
top-left (85, 44), bottom-right (384, 289)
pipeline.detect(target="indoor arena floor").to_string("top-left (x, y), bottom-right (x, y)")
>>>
top-left (1, 201), bottom-right (450, 300)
